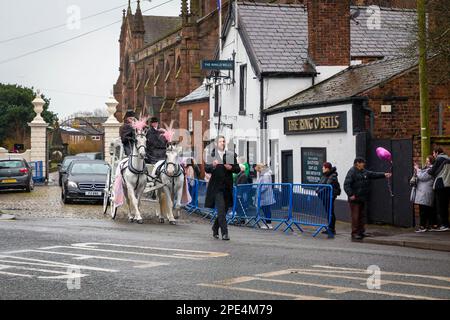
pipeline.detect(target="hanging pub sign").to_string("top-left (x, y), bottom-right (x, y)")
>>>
top-left (284, 111), bottom-right (347, 135)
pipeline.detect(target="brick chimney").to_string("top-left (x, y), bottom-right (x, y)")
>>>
top-left (307, 0), bottom-right (350, 66)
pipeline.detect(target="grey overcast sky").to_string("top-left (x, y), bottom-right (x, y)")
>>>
top-left (0, 0), bottom-right (181, 120)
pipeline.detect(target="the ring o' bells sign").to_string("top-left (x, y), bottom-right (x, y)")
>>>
top-left (284, 111), bottom-right (347, 135)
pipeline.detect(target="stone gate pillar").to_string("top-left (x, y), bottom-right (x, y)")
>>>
top-left (103, 95), bottom-right (121, 164)
top-left (28, 93), bottom-right (49, 179)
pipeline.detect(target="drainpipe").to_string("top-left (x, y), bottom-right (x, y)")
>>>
top-left (260, 76), bottom-right (264, 164)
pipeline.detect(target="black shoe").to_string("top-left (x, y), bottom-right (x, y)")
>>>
top-left (351, 235), bottom-right (363, 241)
top-left (360, 232), bottom-right (372, 238)
top-left (222, 234), bottom-right (230, 241)
top-left (322, 229), bottom-right (336, 235)
top-left (212, 227), bottom-right (219, 239)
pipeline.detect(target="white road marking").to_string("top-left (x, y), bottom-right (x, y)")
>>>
top-left (0, 242), bottom-right (228, 282)
top-left (257, 268), bottom-right (450, 291)
top-left (10, 249), bottom-right (169, 269)
top-left (0, 271), bottom-right (33, 278)
top-left (38, 242), bottom-right (228, 259)
top-left (313, 265), bottom-right (450, 282)
top-left (258, 277), bottom-right (443, 300)
top-left (204, 266), bottom-right (450, 300)
top-left (0, 255), bottom-right (118, 272)
top-left (198, 283), bottom-right (330, 300)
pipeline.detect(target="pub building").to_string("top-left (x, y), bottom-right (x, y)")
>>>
top-left (264, 55), bottom-right (449, 226)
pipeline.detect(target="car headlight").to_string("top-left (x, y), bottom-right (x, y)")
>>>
top-left (67, 181), bottom-right (78, 188)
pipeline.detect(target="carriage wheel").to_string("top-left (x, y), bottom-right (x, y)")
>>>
top-left (103, 169), bottom-right (111, 215)
top-left (110, 201), bottom-right (118, 220)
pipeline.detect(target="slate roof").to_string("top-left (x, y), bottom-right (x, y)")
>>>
top-left (142, 16), bottom-right (182, 45)
top-left (233, 2), bottom-right (416, 76)
top-left (350, 6), bottom-right (417, 58)
top-left (237, 2), bottom-right (311, 75)
top-left (266, 56), bottom-right (418, 112)
top-left (178, 85), bottom-right (209, 104)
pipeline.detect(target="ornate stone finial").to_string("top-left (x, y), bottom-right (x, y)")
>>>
top-left (105, 94), bottom-right (120, 124)
top-left (31, 92), bottom-right (46, 124)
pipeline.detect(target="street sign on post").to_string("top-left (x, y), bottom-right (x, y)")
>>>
top-left (201, 60), bottom-right (234, 70)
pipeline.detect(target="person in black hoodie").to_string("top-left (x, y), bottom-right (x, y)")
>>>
top-left (205, 136), bottom-right (240, 241)
top-left (344, 157), bottom-right (391, 241)
top-left (318, 162), bottom-right (341, 235)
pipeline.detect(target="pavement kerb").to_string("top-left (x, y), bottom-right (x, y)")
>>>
top-left (364, 236), bottom-right (450, 252)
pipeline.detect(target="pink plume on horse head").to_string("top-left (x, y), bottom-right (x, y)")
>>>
top-left (131, 117), bottom-right (148, 131)
top-left (159, 120), bottom-right (175, 142)
top-left (159, 128), bottom-right (175, 142)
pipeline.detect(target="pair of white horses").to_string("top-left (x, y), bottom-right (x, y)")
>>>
top-left (119, 118), bottom-right (184, 225)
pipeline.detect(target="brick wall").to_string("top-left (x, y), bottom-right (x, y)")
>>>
top-left (307, 0), bottom-right (351, 66)
top-left (361, 57), bottom-right (450, 164)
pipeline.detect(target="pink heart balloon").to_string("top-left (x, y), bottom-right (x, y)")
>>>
top-left (376, 147), bottom-right (392, 162)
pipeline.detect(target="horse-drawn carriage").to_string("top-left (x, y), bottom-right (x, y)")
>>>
top-left (102, 119), bottom-right (188, 225)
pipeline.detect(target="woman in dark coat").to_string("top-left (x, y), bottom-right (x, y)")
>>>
top-left (318, 162), bottom-right (341, 235)
top-left (205, 136), bottom-right (240, 240)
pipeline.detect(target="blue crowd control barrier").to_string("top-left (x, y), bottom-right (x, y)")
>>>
top-left (185, 178), bottom-right (198, 214)
top-left (30, 161), bottom-right (44, 183)
top-left (254, 183), bottom-right (292, 231)
top-left (230, 184), bottom-right (259, 225)
top-left (288, 184), bottom-right (333, 237)
top-left (183, 179), bottom-right (333, 238)
top-left (194, 179), bottom-right (216, 219)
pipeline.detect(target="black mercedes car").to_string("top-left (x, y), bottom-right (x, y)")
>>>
top-left (0, 158), bottom-right (34, 192)
top-left (57, 155), bottom-right (89, 186)
top-left (61, 160), bottom-right (109, 204)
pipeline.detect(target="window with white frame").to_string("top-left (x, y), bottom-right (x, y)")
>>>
top-left (187, 110), bottom-right (193, 132)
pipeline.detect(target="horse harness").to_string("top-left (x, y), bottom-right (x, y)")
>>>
top-left (120, 132), bottom-right (147, 191)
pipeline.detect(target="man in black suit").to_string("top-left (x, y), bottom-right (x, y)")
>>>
top-left (205, 136), bottom-right (240, 240)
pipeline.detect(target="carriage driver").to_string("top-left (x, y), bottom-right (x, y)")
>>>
top-left (145, 117), bottom-right (168, 180)
top-left (119, 110), bottom-right (137, 157)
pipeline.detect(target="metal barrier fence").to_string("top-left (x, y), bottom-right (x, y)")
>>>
top-left (185, 179), bottom-right (217, 219)
top-left (183, 179), bottom-right (333, 237)
top-left (229, 184), bottom-right (258, 225)
top-left (254, 183), bottom-right (292, 231)
top-left (288, 184), bottom-right (332, 237)
top-left (30, 161), bottom-right (44, 183)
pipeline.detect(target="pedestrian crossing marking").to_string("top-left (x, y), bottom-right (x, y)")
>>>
top-left (0, 242), bottom-right (229, 281)
top-left (200, 265), bottom-right (450, 300)
top-left (312, 265), bottom-right (450, 282)
top-left (256, 268), bottom-right (450, 291)
top-left (197, 283), bottom-right (330, 300)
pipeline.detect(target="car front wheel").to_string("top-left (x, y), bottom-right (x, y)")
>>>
top-left (62, 188), bottom-right (71, 204)
top-left (25, 178), bottom-right (34, 192)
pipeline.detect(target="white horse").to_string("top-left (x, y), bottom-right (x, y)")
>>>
top-left (153, 141), bottom-right (185, 225)
top-left (120, 118), bottom-right (148, 224)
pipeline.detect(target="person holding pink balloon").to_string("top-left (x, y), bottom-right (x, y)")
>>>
top-left (344, 157), bottom-right (392, 241)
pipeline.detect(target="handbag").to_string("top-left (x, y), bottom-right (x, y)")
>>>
top-left (410, 186), bottom-right (416, 203)
top-left (409, 174), bottom-right (418, 188)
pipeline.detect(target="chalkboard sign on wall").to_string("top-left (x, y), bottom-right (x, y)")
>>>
top-left (301, 148), bottom-right (327, 184)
